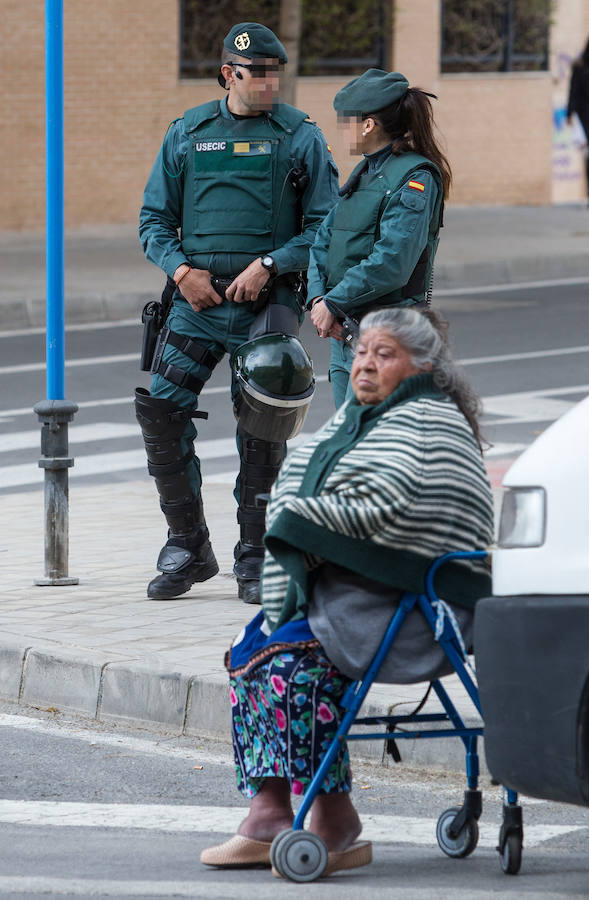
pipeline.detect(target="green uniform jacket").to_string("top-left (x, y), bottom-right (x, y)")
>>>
top-left (139, 96), bottom-right (339, 280)
top-left (307, 150), bottom-right (443, 314)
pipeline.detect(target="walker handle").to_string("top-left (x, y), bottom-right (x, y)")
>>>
top-left (425, 550), bottom-right (488, 602)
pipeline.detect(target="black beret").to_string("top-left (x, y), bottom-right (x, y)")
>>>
top-left (334, 69), bottom-right (409, 117)
top-left (223, 23), bottom-right (288, 64)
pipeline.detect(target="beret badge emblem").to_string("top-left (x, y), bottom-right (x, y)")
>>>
top-left (234, 32), bottom-right (250, 51)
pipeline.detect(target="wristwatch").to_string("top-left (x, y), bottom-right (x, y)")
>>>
top-left (261, 255), bottom-right (276, 274)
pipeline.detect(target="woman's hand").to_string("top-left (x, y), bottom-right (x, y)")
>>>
top-left (310, 299), bottom-right (336, 339)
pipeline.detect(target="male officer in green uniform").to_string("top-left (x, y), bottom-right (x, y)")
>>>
top-left (136, 22), bottom-right (338, 604)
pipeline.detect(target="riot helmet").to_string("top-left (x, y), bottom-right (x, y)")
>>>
top-left (233, 333), bottom-right (315, 442)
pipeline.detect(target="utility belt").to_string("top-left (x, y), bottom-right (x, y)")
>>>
top-left (210, 275), bottom-right (272, 313)
top-left (211, 271), bottom-right (304, 313)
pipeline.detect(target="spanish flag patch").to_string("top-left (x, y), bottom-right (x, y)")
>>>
top-left (408, 180), bottom-right (425, 192)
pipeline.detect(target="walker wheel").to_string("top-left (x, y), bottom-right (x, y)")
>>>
top-left (270, 828), bottom-right (293, 872)
top-left (436, 806), bottom-right (479, 858)
top-left (271, 830), bottom-right (328, 882)
top-left (500, 832), bottom-right (522, 875)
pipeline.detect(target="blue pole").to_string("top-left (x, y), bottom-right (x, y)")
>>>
top-left (45, 0), bottom-right (65, 400)
top-left (35, 0), bottom-right (78, 586)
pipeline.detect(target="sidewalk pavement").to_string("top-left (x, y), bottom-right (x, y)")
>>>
top-left (1, 204), bottom-right (588, 773)
top-left (3, 479), bottom-right (498, 773)
top-left (1, 204), bottom-right (589, 330)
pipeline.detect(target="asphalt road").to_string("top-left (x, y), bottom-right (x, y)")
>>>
top-left (0, 702), bottom-right (587, 898)
top-left (0, 279), bottom-right (588, 493)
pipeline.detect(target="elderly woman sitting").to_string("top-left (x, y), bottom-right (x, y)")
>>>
top-left (201, 307), bottom-right (493, 875)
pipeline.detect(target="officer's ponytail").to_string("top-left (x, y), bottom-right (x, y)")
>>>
top-left (367, 89), bottom-right (452, 200)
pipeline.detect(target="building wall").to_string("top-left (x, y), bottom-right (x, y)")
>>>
top-left (393, 0), bottom-right (553, 205)
top-left (550, 0), bottom-right (589, 202)
top-left (438, 73), bottom-right (552, 205)
top-left (2, 0), bottom-right (46, 228)
top-left (0, 0), bottom-right (587, 230)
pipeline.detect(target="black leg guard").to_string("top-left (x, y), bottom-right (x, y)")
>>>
top-left (135, 388), bottom-right (218, 599)
top-left (233, 431), bottom-right (285, 605)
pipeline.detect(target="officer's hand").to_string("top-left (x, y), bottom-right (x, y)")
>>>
top-left (179, 268), bottom-right (223, 312)
top-left (310, 299), bottom-right (336, 339)
top-left (225, 259), bottom-right (270, 304)
top-left (327, 321), bottom-right (343, 341)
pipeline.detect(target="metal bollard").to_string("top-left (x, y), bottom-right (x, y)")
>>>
top-left (34, 399), bottom-right (79, 586)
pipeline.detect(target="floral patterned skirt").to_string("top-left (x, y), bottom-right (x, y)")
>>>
top-left (230, 646), bottom-right (353, 799)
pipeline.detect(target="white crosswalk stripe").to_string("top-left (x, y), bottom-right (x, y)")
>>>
top-left (0, 432), bottom-right (313, 490)
top-left (0, 422), bottom-right (141, 453)
top-left (482, 384), bottom-right (589, 423)
top-left (0, 799), bottom-right (582, 849)
top-left (1, 384), bottom-right (587, 491)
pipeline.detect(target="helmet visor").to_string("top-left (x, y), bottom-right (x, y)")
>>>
top-left (238, 386), bottom-right (312, 442)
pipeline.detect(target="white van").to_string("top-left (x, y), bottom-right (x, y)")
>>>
top-left (474, 396), bottom-right (589, 807)
top-left (493, 394), bottom-right (589, 596)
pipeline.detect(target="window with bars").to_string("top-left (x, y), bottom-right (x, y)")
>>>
top-left (180, 0), bottom-right (389, 79)
top-left (440, 0), bottom-right (550, 73)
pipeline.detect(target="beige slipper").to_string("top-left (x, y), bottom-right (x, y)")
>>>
top-left (200, 834), bottom-right (272, 868)
top-left (272, 840), bottom-right (373, 879)
top-left (323, 840), bottom-right (372, 876)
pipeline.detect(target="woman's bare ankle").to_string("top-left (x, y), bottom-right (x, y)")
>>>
top-left (309, 793), bottom-right (362, 852)
top-left (237, 811), bottom-right (294, 842)
top-left (237, 778), bottom-right (294, 842)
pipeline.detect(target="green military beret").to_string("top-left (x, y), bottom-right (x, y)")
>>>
top-left (223, 22), bottom-right (288, 64)
top-left (334, 69), bottom-right (409, 117)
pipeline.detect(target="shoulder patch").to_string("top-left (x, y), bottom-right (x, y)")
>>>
top-left (408, 180), bottom-right (425, 192)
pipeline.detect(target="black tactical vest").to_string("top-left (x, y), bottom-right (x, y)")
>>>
top-left (326, 151), bottom-right (444, 306)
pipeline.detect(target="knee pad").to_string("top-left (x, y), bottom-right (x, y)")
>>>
top-left (135, 387), bottom-right (195, 476)
top-left (237, 431), bottom-right (285, 545)
top-left (135, 388), bottom-right (207, 534)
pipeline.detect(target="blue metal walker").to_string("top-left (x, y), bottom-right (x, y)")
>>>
top-left (270, 551), bottom-right (524, 881)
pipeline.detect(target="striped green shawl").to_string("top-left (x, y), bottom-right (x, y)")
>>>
top-left (261, 373), bottom-right (493, 630)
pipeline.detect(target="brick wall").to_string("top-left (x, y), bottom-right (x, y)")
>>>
top-left (2, 0), bottom-right (46, 228)
top-left (393, 0), bottom-right (553, 205)
top-left (0, 0), bottom-right (585, 230)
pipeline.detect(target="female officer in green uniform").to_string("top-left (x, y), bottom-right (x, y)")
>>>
top-left (308, 69), bottom-right (452, 407)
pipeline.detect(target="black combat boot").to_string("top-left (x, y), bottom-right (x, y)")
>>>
top-left (147, 520), bottom-right (218, 600)
top-left (135, 388), bottom-right (218, 600)
top-left (233, 542), bottom-right (265, 605)
top-left (234, 431), bottom-right (285, 604)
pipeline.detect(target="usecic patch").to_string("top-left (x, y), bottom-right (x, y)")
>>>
top-left (408, 180), bottom-right (425, 192)
top-left (194, 141), bottom-right (227, 152)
